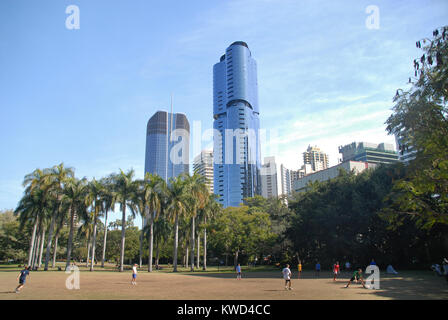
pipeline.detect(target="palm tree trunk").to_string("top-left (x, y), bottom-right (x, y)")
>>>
top-left (148, 212), bottom-right (154, 272)
top-left (66, 206), bottom-right (75, 270)
top-left (139, 218), bottom-right (144, 269)
top-left (52, 234), bottom-right (58, 268)
top-left (185, 246), bottom-right (189, 268)
top-left (203, 217), bottom-right (207, 271)
top-left (197, 232), bottom-right (200, 269)
top-left (90, 218), bottom-right (98, 271)
top-left (190, 216), bottom-right (195, 272)
top-left (173, 214), bottom-right (179, 272)
top-left (38, 227), bottom-right (46, 268)
top-left (27, 217), bottom-right (39, 266)
top-left (119, 203), bottom-right (126, 272)
top-left (101, 210), bottom-right (108, 268)
top-left (44, 211), bottom-right (57, 270)
top-left (33, 231), bottom-right (41, 268)
top-left (86, 236), bottom-right (91, 268)
top-left (155, 240), bottom-right (160, 269)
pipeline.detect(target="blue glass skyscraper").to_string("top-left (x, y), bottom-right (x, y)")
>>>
top-left (145, 111), bottom-right (190, 181)
top-left (213, 41), bottom-right (262, 207)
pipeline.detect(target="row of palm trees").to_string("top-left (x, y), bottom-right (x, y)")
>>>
top-left (14, 163), bottom-right (222, 272)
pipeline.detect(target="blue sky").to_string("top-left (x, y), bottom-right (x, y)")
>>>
top-left (1, 0), bottom-right (447, 226)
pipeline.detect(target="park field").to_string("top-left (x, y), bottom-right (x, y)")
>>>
top-left (0, 264), bottom-right (447, 300)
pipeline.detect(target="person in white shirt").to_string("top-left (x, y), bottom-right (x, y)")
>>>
top-left (131, 264), bottom-right (138, 285)
top-left (282, 264), bottom-right (292, 290)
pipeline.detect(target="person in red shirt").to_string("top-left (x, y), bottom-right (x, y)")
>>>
top-left (333, 261), bottom-right (340, 281)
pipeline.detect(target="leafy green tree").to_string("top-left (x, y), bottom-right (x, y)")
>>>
top-left (209, 206), bottom-right (276, 267)
top-left (0, 210), bottom-right (28, 262)
top-left (245, 195), bottom-right (293, 263)
top-left (386, 26), bottom-right (448, 229)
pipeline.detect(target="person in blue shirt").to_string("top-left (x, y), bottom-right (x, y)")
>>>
top-left (15, 265), bottom-right (31, 293)
top-left (315, 262), bottom-right (321, 277)
top-left (236, 264), bottom-right (242, 280)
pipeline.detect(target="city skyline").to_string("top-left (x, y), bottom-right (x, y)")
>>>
top-left (1, 0), bottom-right (447, 217)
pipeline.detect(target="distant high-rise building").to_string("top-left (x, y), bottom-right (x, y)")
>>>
top-left (293, 160), bottom-right (375, 193)
top-left (193, 150), bottom-right (214, 194)
top-left (213, 41), bottom-right (262, 207)
top-left (303, 145), bottom-right (329, 172)
top-left (338, 142), bottom-right (398, 165)
top-left (279, 164), bottom-right (292, 196)
top-left (296, 164), bottom-right (314, 180)
top-left (144, 111), bottom-right (190, 181)
top-left (394, 135), bottom-right (417, 164)
top-left (261, 157), bottom-right (280, 198)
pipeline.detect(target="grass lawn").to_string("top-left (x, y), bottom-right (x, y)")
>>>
top-left (0, 263), bottom-right (447, 300)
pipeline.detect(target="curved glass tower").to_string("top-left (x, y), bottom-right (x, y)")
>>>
top-left (213, 41), bottom-right (261, 207)
top-left (145, 111), bottom-right (190, 181)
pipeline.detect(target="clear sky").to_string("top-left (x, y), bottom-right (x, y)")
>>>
top-left (1, 0), bottom-right (447, 226)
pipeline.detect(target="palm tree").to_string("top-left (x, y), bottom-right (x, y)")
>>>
top-left (152, 215), bottom-right (171, 269)
top-left (129, 180), bottom-right (146, 269)
top-left (132, 173), bottom-right (166, 271)
top-left (43, 163), bottom-right (74, 270)
top-left (165, 175), bottom-right (189, 272)
top-left (111, 169), bottom-right (137, 272)
top-left (15, 189), bottom-right (43, 267)
top-left (62, 177), bottom-right (89, 270)
top-left (144, 173), bottom-right (166, 272)
top-left (200, 194), bottom-right (222, 270)
top-left (87, 178), bottom-right (105, 271)
top-left (183, 173), bottom-right (209, 271)
top-left (16, 168), bottom-right (52, 268)
top-left (100, 177), bottom-right (116, 268)
top-left (77, 209), bottom-right (94, 267)
top-left (51, 205), bottom-right (68, 268)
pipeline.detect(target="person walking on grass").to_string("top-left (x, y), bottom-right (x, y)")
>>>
top-left (298, 260), bottom-right (302, 279)
top-left (282, 264), bottom-right (292, 290)
top-left (315, 261), bottom-right (321, 277)
top-left (131, 264), bottom-right (138, 285)
top-left (333, 261), bottom-right (340, 281)
top-left (236, 263), bottom-right (242, 280)
top-left (15, 265), bottom-right (30, 293)
top-left (345, 268), bottom-right (366, 288)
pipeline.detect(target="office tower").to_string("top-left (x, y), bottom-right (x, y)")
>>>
top-left (394, 135), bottom-right (417, 164)
top-left (338, 142), bottom-right (398, 165)
top-left (303, 145), bottom-right (329, 172)
top-left (144, 110), bottom-right (190, 181)
top-left (279, 164), bottom-right (292, 196)
top-left (296, 164), bottom-right (314, 180)
top-left (213, 41), bottom-right (262, 207)
top-left (261, 157), bottom-right (280, 198)
top-left (293, 160), bottom-right (374, 193)
top-left (193, 150), bottom-right (214, 194)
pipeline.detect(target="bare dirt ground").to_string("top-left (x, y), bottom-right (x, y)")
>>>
top-left (1, 268), bottom-right (447, 300)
